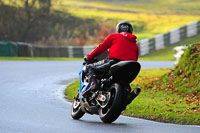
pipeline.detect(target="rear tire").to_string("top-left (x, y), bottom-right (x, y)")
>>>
top-left (71, 95), bottom-right (85, 120)
top-left (99, 83), bottom-right (122, 123)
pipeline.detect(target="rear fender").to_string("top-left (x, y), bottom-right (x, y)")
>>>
top-left (109, 61), bottom-right (141, 83)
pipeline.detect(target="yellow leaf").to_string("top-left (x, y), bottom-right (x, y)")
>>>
top-left (194, 99), bottom-right (199, 104)
top-left (184, 100), bottom-right (190, 104)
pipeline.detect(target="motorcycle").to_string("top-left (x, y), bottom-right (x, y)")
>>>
top-left (71, 57), bottom-right (141, 123)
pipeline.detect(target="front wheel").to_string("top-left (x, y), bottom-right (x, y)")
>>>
top-left (99, 83), bottom-right (122, 123)
top-left (71, 94), bottom-right (85, 120)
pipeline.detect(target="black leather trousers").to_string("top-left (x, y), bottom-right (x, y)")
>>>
top-left (87, 59), bottom-right (120, 84)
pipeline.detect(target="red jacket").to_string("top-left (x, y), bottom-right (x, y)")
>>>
top-left (87, 32), bottom-right (139, 61)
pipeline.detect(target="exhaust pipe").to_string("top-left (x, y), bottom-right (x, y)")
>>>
top-left (133, 87), bottom-right (141, 95)
top-left (126, 87), bottom-right (141, 105)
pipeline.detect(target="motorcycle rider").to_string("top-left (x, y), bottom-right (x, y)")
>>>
top-left (84, 20), bottom-right (139, 95)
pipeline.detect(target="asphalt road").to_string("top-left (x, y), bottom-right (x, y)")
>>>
top-left (0, 60), bottom-right (199, 133)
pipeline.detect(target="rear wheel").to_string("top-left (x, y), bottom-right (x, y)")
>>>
top-left (99, 83), bottom-right (122, 123)
top-left (71, 94), bottom-right (85, 120)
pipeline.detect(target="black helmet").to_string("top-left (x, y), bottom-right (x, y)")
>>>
top-left (116, 21), bottom-right (133, 34)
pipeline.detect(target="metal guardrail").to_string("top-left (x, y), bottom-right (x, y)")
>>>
top-left (0, 20), bottom-right (200, 57)
top-left (0, 41), bottom-right (18, 56)
top-left (138, 20), bottom-right (200, 56)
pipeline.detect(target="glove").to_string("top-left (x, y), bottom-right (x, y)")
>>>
top-left (84, 56), bottom-right (90, 64)
top-left (84, 56), bottom-right (98, 65)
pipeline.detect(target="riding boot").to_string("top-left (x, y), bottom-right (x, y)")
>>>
top-left (88, 67), bottom-right (99, 91)
top-left (88, 74), bottom-right (99, 91)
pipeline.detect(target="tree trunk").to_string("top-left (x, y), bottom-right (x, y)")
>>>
top-left (39, 0), bottom-right (51, 15)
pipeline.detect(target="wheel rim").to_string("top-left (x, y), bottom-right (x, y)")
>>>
top-left (73, 100), bottom-right (80, 109)
top-left (72, 99), bottom-right (81, 113)
top-left (101, 87), bottom-right (116, 115)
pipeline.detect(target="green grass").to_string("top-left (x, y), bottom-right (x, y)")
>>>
top-left (129, 44), bottom-right (200, 125)
top-left (139, 34), bottom-right (200, 61)
top-left (123, 89), bottom-right (200, 125)
top-left (54, 0), bottom-right (200, 41)
top-left (6, 0), bottom-right (200, 15)
top-left (146, 43), bottom-right (200, 96)
top-left (56, 0), bottom-right (200, 14)
top-left (60, 6), bottom-right (199, 41)
top-left (3, 0), bottom-right (200, 43)
top-left (0, 57), bottom-right (82, 60)
top-left (65, 80), bottom-right (80, 102)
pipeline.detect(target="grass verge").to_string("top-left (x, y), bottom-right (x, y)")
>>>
top-left (64, 80), bottom-right (80, 102)
top-left (123, 89), bottom-right (200, 125)
top-left (128, 44), bottom-right (200, 125)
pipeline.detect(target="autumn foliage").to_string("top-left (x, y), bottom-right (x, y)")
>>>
top-left (127, 44), bottom-right (200, 125)
top-left (149, 44), bottom-right (200, 104)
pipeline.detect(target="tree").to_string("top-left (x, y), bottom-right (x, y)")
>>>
top-left (39, 0), bottom-right (51, 15)
top-left (21, 0), bottom-right (52, 41)
top-left (0, 0), bottom-right (100, 46)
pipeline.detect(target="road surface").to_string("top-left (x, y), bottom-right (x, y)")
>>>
top-left (0, 60), bottom-right (199, 133)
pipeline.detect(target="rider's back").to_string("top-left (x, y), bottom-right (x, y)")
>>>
top-left (107, 32), bottom-right (139, 61)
